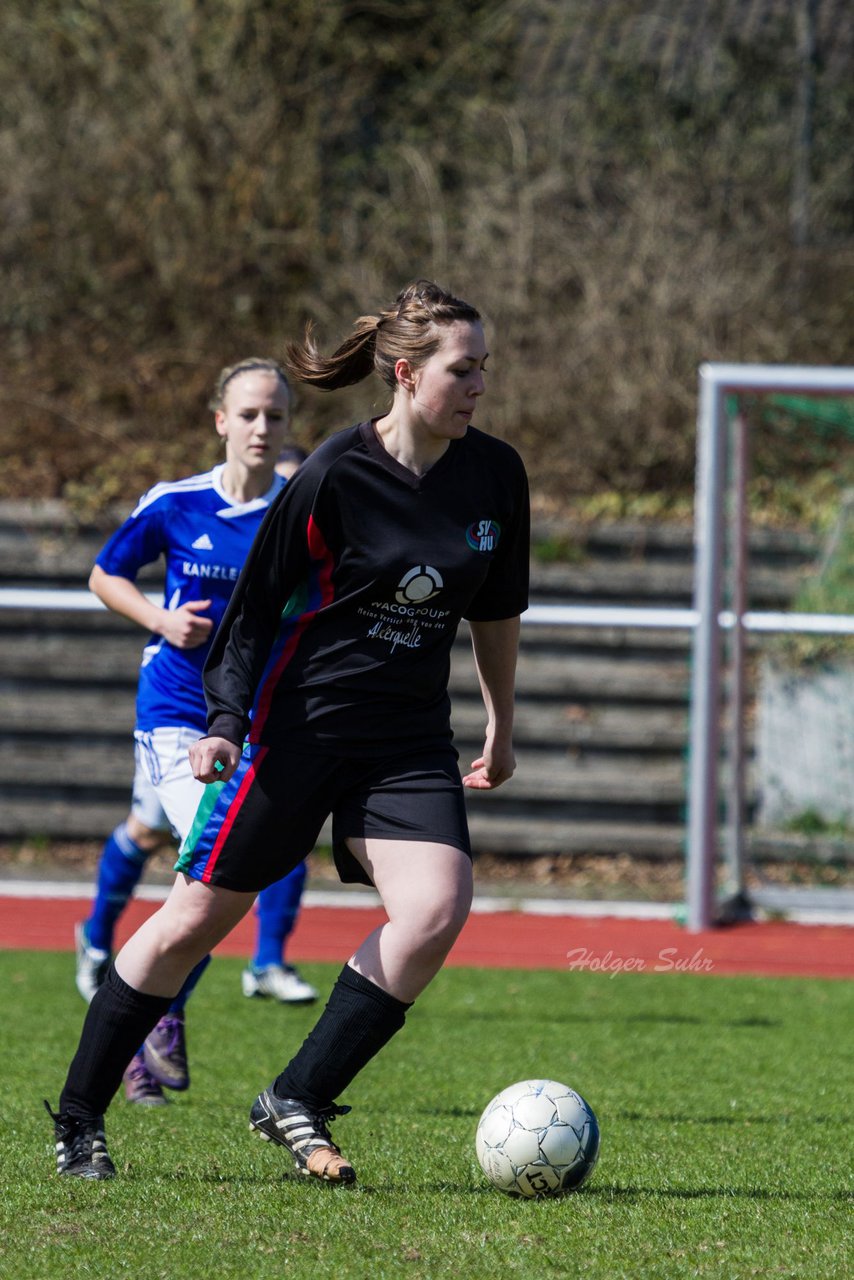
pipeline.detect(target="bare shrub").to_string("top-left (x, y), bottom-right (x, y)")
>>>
top-left (0, 0), bottom-right (850, 507)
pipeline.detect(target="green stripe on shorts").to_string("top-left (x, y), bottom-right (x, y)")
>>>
top-left (175, 778), bottom-right (226, 868)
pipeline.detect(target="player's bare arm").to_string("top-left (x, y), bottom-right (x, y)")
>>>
top-left (89, 564), bottom-right (213, 649)
top-left (463, 615), bottom-right (520, 790)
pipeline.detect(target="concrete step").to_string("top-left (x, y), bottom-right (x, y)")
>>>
top-left (0, 790), bottom-right (682, 855)
top-left (0, 504), bottom-right (820, 568)
top-left (0, 797), bottom-right (137, 838)
top-left (0, 792), bottom-right (845, 866)
top-left (0, 543), bottom-right (809, 607)
top-left (0, 740), bottom-right (686, 800)
top-left (0, 505), bottom-right (817, 608)
top-left (0, 687), bottom-right (137, 734)
top-left (451, 649), bottom-right (690, 701)
top-left (0, 609), bottom-right (699, 664)
top-left (455, 701), bottom-right (689, 749)
top-left (0, 633), bottom-right (147, 681)
top-left (0, 743), bottom-right (137, 789)
top-left (465, 814), bottom-right (686, 857)
top-left (1, 685), bottom-right (690, 750)
top-left (531, 517), bottom-right (820, 567)
top-left (0, 537), bottom-right (159, 587)
top-left (0, 633), bottom-right (692, 700)
top-left (528, 560), bottom-right (807, 607)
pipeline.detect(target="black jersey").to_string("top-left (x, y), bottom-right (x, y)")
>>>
top-left (203, 420), bottom-right (530, 754)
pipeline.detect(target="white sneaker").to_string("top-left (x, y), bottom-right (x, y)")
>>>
top-left (241, 964), bottom-right (318, 1004)
top-left (74, 922), bottom-right (110, 1004)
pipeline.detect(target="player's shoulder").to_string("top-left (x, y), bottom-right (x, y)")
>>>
top-left (301, 424), bottom-right (365, 470)
top-left (281, 424), bottom-right (367, 493)
top-left (461, 426), bottom-right (527, 473)
top-left (130, 469), bottom-right (218, 518)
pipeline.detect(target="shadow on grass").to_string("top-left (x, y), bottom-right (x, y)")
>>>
top-left (625, 1013), bottom-right (780, 1028)
top-left (616, 1110), bottom-right (851, 1126)
top-left (131, 1170), bottom-right (853, 1203)
top-left (411, 1105), bottom-right (849, 1125)
top-left (267, 1178), bottom-right (854, 1202)
top-left (587, 1183), bottom-right (853, 1203)
top-left (437, 1010), bottom-right (782, 1029)
top-left (179, 1170), bottom-right (495, 1196)
top-left (416, 1105), bottom-right (482, 1118)
top-left (144, 1169), bottom-right (361, 1192)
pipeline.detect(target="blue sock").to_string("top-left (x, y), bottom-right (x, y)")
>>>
top-left (86, 823), bottom-right (150, 953)
top-left (168, 955), bottom-right (212, 1014)
top-left (252, 862), bottom-right (308, 970)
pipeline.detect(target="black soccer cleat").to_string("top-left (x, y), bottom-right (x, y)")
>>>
top-left (45, 1100), bottom-right (116, 1180)
top-left (249, 1088), bottom-right (356, 1183)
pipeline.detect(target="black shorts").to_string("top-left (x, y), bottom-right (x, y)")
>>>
top-left (175, 743), bottom-right (471, 892)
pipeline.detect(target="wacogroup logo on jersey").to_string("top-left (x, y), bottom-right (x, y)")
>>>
top-left (395, 565), bottom-right (444, 605)
top-left (466, 519), bottom-right (500, 552)
top-left (361, 564), bottom-right (449, 651)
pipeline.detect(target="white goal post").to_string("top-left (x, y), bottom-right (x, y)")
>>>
top-left (687, 362), bottom-right (854, 932)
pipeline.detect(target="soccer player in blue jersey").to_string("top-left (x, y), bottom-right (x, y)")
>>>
top-left (48, 282), bottom-right (529, 1184)
top-left (73, 358), bottom-right (317, 1106)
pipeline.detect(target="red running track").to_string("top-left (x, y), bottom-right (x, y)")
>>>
top-left (0, 894), bottom-right (851, 979)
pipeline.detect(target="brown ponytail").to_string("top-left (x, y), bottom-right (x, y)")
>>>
top-left (284, 280), bottom-right (480, 393)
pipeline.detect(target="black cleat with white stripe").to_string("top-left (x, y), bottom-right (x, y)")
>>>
top-left (45, 1100), bottom-right (116, 1180)
top-left (249, 1089), bottom-right (356, 1183)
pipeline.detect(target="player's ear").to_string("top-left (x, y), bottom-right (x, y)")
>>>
top-left (214, 410), bottom-right (228, 440)
top-left (394, 358), bottom-right (417, 393)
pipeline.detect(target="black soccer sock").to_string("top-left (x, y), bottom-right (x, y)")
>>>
top-left (273, 963), bottom-right (412, 1110)
top-left (59, 964), bottom-right (174, 1120)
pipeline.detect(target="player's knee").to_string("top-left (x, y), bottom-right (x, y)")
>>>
top-left (410, 889), bottom-right (471, 954)
top-left (150, 902), bottom-right (213, 962)
top-left (126, 815), bottom-right (169, 854)
top-left (149, 918), bottom-right (202, 964)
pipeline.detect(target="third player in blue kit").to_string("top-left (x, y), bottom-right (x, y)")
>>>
top-left (75, 358), bottom-right (317, 1105)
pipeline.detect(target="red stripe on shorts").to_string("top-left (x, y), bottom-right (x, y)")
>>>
top-left (201, 745), bottom-right (269, 883)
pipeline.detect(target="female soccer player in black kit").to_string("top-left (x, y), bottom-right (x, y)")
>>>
top-left (47, 280), bottom-right (530, 1184)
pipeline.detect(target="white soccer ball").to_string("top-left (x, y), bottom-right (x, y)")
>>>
top-left (475, 1079), bottom-right (600, 1198)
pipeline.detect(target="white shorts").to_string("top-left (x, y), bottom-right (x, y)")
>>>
top-left (133, 726), bottom-right (205, 843)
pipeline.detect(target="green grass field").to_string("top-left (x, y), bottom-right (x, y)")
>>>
top-left (1, 951), bottom-right (850, 1279)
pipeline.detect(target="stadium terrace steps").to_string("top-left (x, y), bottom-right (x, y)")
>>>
top-left (453, 647), bottom-right (690, 701)
top-left (0, 539), bottom-right (812, 606)
top-left (0, 505), bottom-right (823, 858)
top-left (464, 815), bottom-right (686, 858)
top-left (0, 633), bottom-right (150, 680)
top-left (3, 685), bottom-right (690, 749)
top-left (0, 507), bottom-right (819, 599)
top-left (0, 741), bottom-right (687, 805)
top-left (0, 687), bottom-right (136, 734)
top-left (0, 635), bottom-right (692, 699)
top-left (527, 561), bottom-right (807, 607)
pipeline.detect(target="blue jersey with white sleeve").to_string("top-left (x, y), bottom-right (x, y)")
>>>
top-left (95, 464), bottom-right (285, 734)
